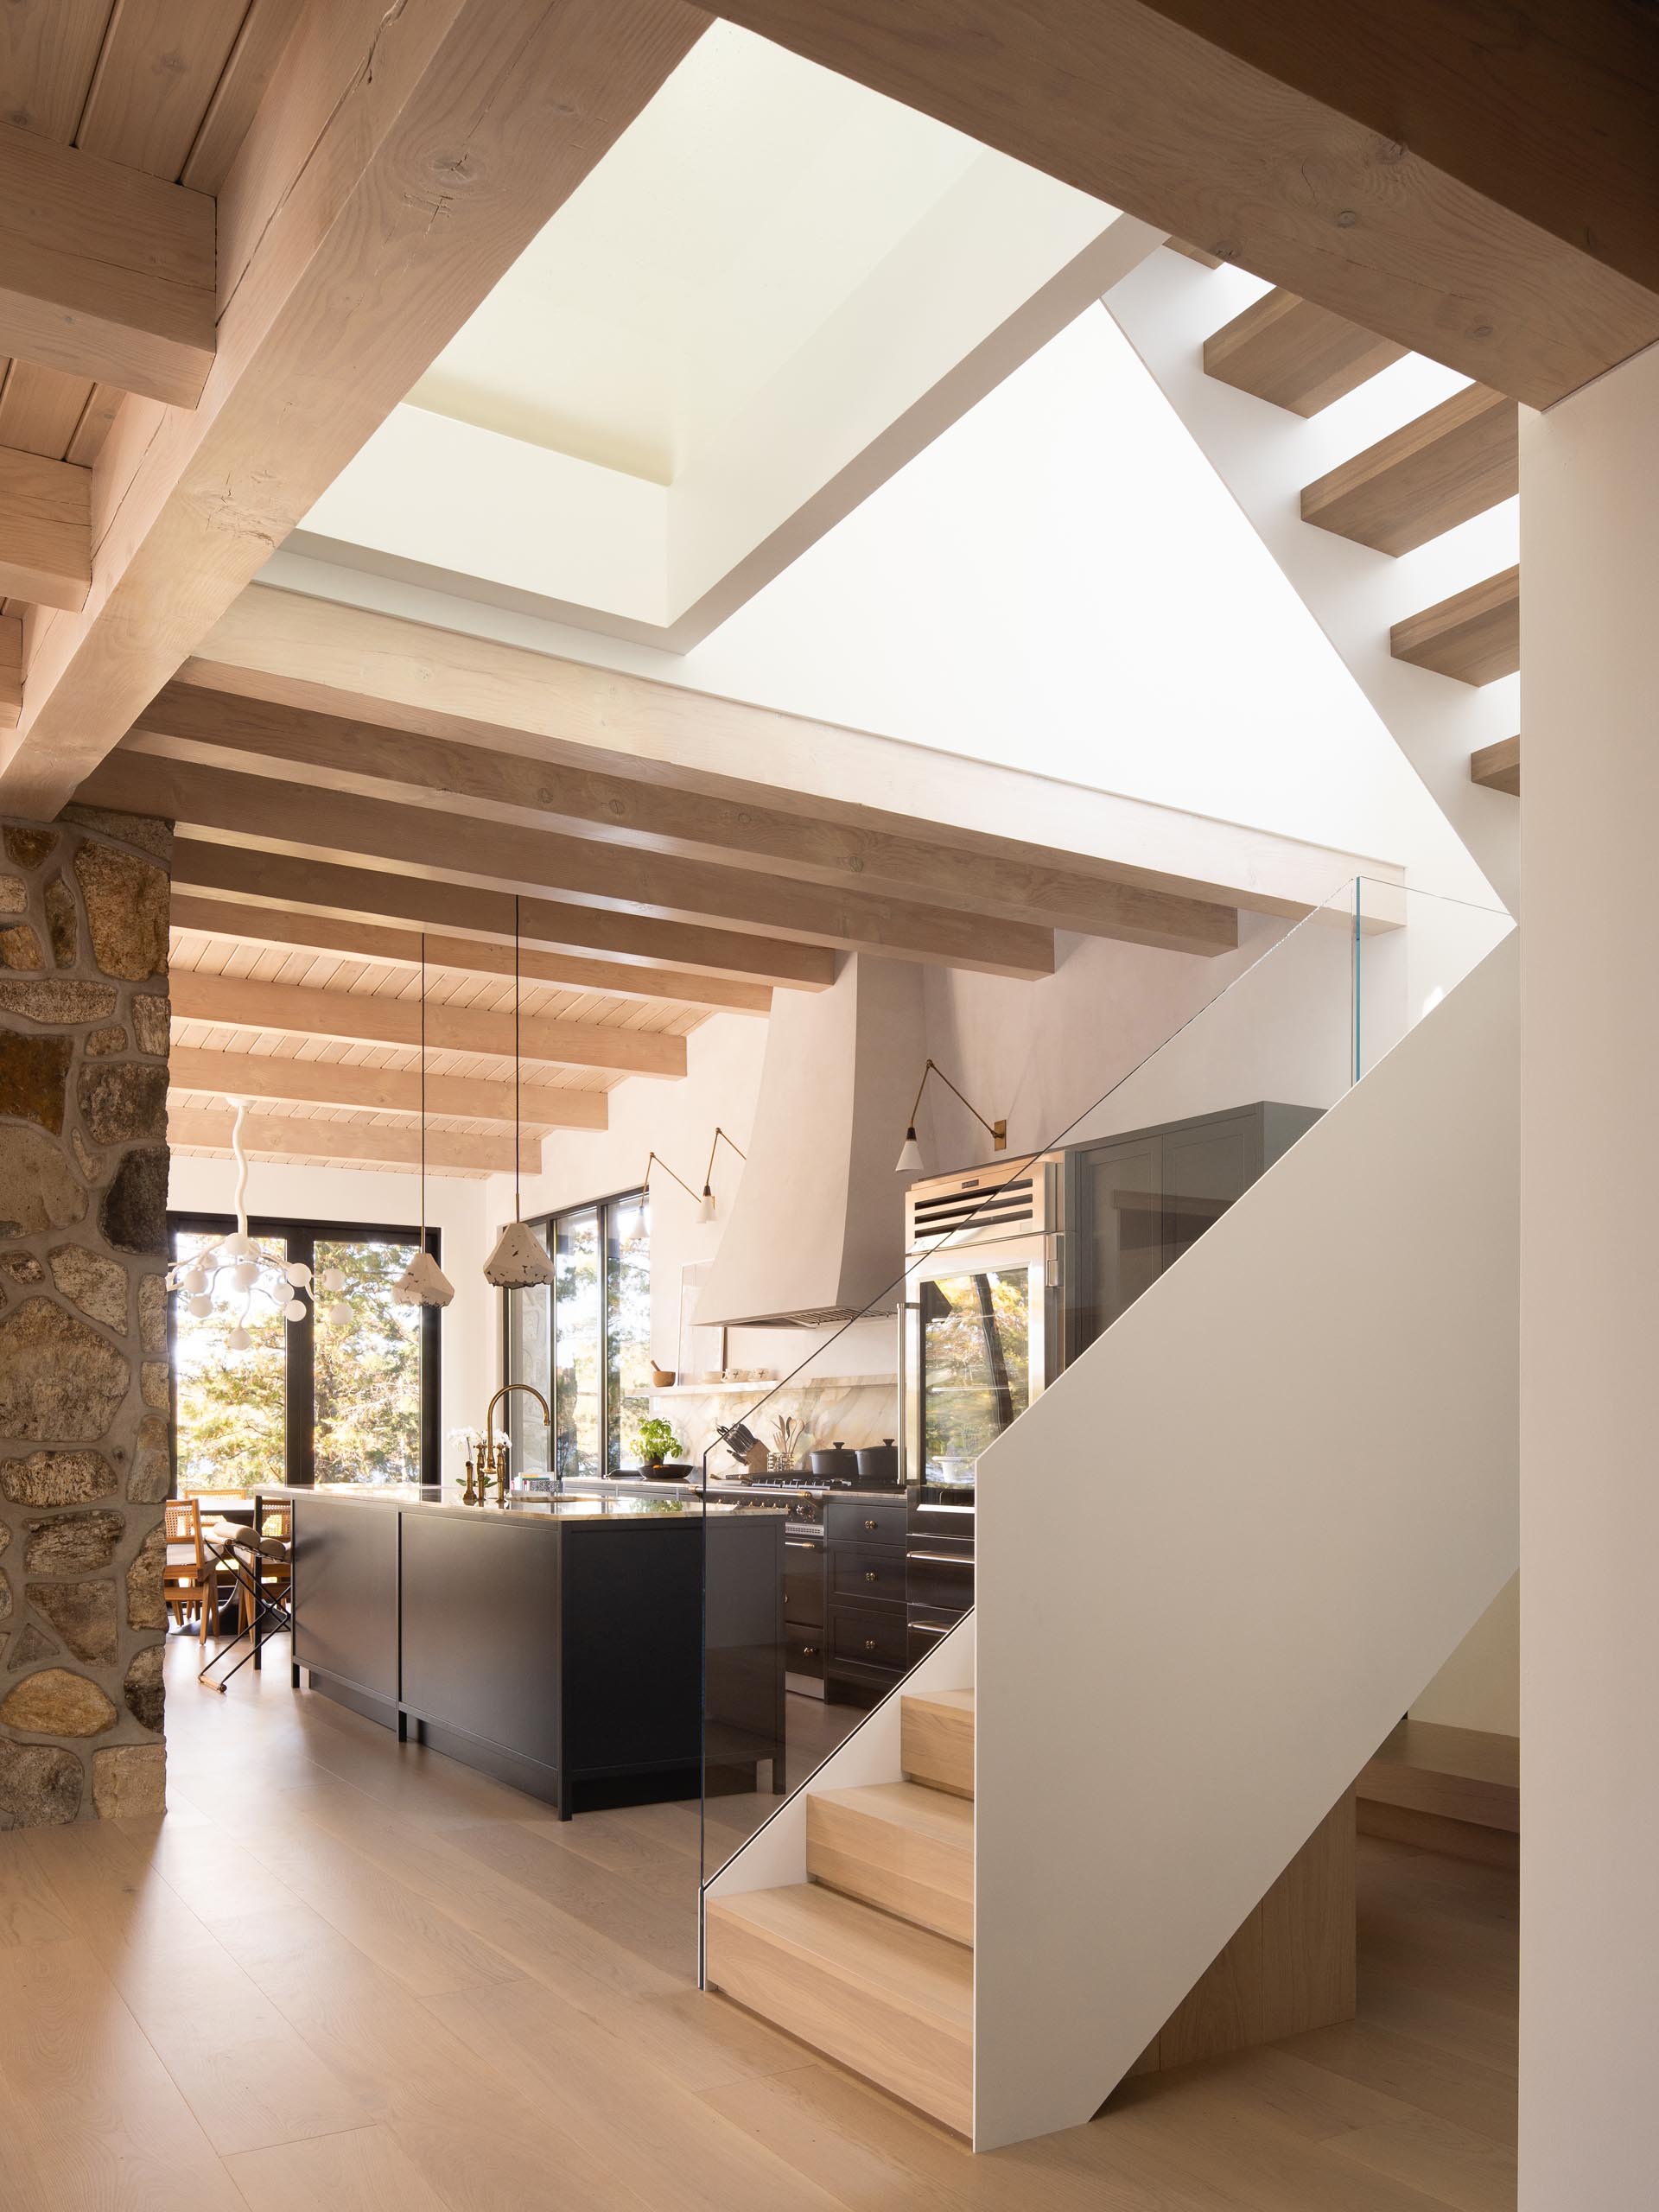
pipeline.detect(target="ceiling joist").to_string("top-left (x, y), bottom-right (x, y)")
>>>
top-left (709, 0), bottom-right (1659, 408)
top-left (0, 124), bottom-right (216, 406)
top-left (0, 0), bottom-right (712, 817)
top-left (168, 1046), bottom-right (609, 1130)
top-left (0, 448), bottom-right (91, 611)
top-left (168, 839), bottom-right (833, 991)
top-left (168, 1105), bottom-right (521, 1176)
top-left (134, 682), bottom-right (1236, 954)
top-left (170, 970), bottom-right (689, 1079)
top-left (82, 750), bottom-right (1059, 978)
top-left (168, 894), bottom-right (772, 1014)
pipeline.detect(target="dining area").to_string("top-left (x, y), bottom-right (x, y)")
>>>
top-left (162, 1494), bottom-right (294, 1690)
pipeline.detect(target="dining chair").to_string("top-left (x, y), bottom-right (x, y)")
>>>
top-left (237, 1502), bottom-right (292, 1635)
top-left (163, 1498), bottom-right (219, 1646)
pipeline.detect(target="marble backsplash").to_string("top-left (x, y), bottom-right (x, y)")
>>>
top-left (643, 1376), bottom-right (899, 1473)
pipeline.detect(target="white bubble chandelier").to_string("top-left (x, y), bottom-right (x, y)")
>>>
top-left (166, 1096), bottom-right (355, 1349)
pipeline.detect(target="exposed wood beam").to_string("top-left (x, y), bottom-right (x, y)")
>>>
top-left (1202, 291), bottom-right (1407, 418)
top-left (80, 751), bottom-right (1058, 978)
top-left (169, 970), bottom-right (688, 1079)
top-left (168, 1046), bottom-right (609, 1129)
top-left (709, 0), bottom-right (1659, 406)
top-left (1471, 736), bottom-right (1522, 798)
top-left (0, 449), bottom-right (91, 610)
top-left (168, 1105), bottom-right (521, 1175)
top-left (1390, 568), bottom-right (1521, 688)
top-left (133, 683), bottom-right (1236, 953)
top-left (185, 585), bottom-right (1393, 922)
top-left (0, 124), bottom-right (216, 406)
top-left (0, 615), bottom-right (20, 731)
top-left (168, 894), bottom-right (773, 1014)
top-left (1300, 388), bottom-right (1517, 558)
top-left (169, 839), bottom-right (833, 991)
top-left (0, 0), bottom-right (712, 817)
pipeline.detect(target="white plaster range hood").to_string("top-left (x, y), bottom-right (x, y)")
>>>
top-left (694, 955), bottom-right (923, 1328)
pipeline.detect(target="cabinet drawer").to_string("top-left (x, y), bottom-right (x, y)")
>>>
top-left (783, 1540), bottom-right (824, 1629)
top-left (824, 1496), bottom-right (907, 1546)
top-left (906, 1548), bottom-right (973, 1616)
top-left (830, 1543), bottom-right (906, 1606)
top-left (830, 1605), bottom-right (908, 1672)
top-left (786, 1627), bottom-right (825, 1678)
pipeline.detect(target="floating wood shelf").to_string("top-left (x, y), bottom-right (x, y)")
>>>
top-left (1391, 567), bottom-right (1520, 685)
top-left (1301, 385), bottom-right (1518, 556)
top-left (1203, 289), bottom-right (1406, 417)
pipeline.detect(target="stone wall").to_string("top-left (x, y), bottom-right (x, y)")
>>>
top-left (0, 804), bottom-right (170, 1826)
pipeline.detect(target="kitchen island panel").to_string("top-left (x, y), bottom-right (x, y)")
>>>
top-left (400, 1510), bottom-right (564, 1771)
top-left (290, 1493), bottom-right (399, 1701)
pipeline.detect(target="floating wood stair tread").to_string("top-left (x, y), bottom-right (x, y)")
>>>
top-left (1390, 567), bottom-right (1520, 685)
top-left (1358, 1719), bottom-right (1519, 1833)
top-left (900, 1687), bottom-right (975, 1799)
top-left (705, 1883), bottom-right (973, 2135)
top-left (1203, 289), bottom-right (1408, 417)
top-left (1166, 238), bottom-right (1224, 268)
top-left (1471, 735), bottom-right (1522, 795)
top-left (1300, 385), bottom-right (1518, 555)
top-left (807, 1781), bottom-right (975, 1946)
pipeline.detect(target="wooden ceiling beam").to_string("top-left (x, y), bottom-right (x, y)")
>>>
top-left (170, 970), bottom-right (688, 1079)
top-left (0, 615), bottom-right (20, 732)
top-left (168, 1046), bottom-right (609, 1129)
top-left (168, 1104), bottom-right (521, 1176)
top-left (168, 839), bottom-right (833, 991)
top-left (0, 0), bottom-right (711, 817)
top-left (168, 894), bottom-right (772, 1014)
top-left (0, 448), bottom-right (91, 611)
top-left (132, 682), bottom-right (1236, 954)
top-left (184, 586), bottom-right (1394, 925)
top-left (0, 124), bottom-right (216, 406)
top-left (80, 751), bottom-right (1058, 978)
top-left (709, 0), bottom-right (1659, 406)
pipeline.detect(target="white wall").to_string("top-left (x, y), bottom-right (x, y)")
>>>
top-left (264, 299), bottom-right (1475, 893)
top-left (1411, 1573), bottom-right (1519, 1737)
top-left (167, 1154), bottom-right (493, 1485)
top-left (1518, 339), bottom-right (1659, 2210)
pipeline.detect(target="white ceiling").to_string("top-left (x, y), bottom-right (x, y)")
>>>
top-left (406, 23), bottom-right (983, 484)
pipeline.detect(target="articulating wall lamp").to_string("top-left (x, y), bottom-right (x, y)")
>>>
top-left (644, 1126), bottom-right (747, 1224)
top-left (895, 1059), bottom-right (1007, 1174)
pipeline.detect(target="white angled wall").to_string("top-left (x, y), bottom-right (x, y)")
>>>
top-left (972, 933), bottom-right (1518, 2149)
top-left (1518, 339), bottom-right (1659, 2210)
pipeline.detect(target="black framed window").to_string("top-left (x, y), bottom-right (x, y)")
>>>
top-left (168, 1212), bottom-right (440, 1493)
top-left (503, 1189), bottom-right (651, 1478)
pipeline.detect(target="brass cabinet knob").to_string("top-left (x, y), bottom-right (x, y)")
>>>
top-left (802, 1645), bottom-right (817, 1656)
top-left (863, 1518), bottom-right (877, 1530)
top-left (864, 1570), bottom-right (877, 1581)
top-left (863, 1638), bottom-right (876, 1651)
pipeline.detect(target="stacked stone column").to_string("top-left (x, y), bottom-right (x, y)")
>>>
top-left (0, 804), bottom-right (171, 1825)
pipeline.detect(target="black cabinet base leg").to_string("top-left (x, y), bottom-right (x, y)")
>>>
top-left (397, 1711), bottom-right (409, 1743)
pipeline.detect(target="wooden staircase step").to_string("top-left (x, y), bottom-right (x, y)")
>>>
top-left (1203, 289), bottom-right (1407, 417)
top-left (1390, 566), bottom-right (1520, 685)
top-left (1471, 734), bottom-right (1522, 795)
top-left (1166, 237), bottom-right (1224, 268)
top-left (706, 1884), bottom-right (973, 2136)
top-left (807, 1781), bottom-right (975, 1945)
top-left (1357, 1719), bottom-right (1519, 1869)
top-left (900, 1687), bottom-right (974, 1799)
top-left (1300, 385), bottom-right (1517, 556)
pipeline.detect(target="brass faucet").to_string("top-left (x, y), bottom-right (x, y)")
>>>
top-left (467, 1384), bottom-right (552, 1504)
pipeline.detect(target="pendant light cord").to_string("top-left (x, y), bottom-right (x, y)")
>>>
top-left (514, 894), bottom-right (522, 1220)
top-left (419, 933), bottom-right (428, 1254)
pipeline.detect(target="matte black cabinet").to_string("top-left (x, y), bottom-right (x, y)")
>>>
top-left (824, 1493), bottom-right (907, 1706)
top-left (783, 1535), bottom-right (825, 1689)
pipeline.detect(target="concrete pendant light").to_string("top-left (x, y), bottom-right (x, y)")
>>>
top-left (485, 897), bottom-right (556, 1290)
top-left (395, 934), bottom-right (456, 1307)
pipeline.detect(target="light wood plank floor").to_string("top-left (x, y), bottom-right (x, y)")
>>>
top-left (0, 1637), bottom-right (1516, 2209)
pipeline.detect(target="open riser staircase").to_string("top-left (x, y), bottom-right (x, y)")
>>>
top-left (1103, 243), bottom-right (1522, 913)
top-left (703, 931), bottom-right (1518, 2150)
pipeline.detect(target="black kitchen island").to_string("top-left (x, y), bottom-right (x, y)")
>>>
top-left (262, 1485), bottom-right (785, 1818)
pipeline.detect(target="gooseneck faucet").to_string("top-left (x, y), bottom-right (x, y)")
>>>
top-left (467, 1383), bottom-right (553, 1504)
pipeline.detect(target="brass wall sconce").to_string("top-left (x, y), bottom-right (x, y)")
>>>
top-left (643, 1125), bottom-right (747, 1224)
top-left (895, 1059), bottom-right (1007, 1173)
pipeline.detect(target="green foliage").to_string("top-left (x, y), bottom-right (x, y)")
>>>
top-left (633, 1414), bottom-right (682, 1468)
top-left (920, 1266), bottom-right (1031, 1476)
top-left (172, 1230), bottom-right (423, 1491)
